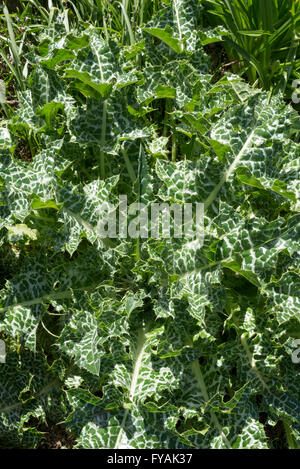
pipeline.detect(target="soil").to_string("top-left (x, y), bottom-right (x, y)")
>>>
top-left (204, 42), bottom-right (242, 83)
top-left (15, 139), bottom-right (33, 162)
top-left (264, 420), bottom-right (288, 449)
top-left (37, 423), bottom-right (77, 450)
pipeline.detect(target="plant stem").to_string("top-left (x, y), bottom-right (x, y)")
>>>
top-left (114, 325), bottom-right (147, 448)
top-left (139, 0), bottom-right (145, 25)
top-left (119, 1), bottom-right (135, 45)
top-left (204, 122), bottom-right (258, 210)
top-left (283, 419), bottom-right (299, 449)
top-left (191, 358), bottom-right (232, 448)
top-left (163, 98), bottom-right (176, 161)
top-left (171, 133), bottom-right (176, 162)
top-left (100, 100), bottom-right (107, 179)
top-left (240, 333), bottom-right (270, 391)
top-left (186, 335), bottom-right (232, 448)
top-left (163, 98), bottom-right (171, 137)
top-left (122, 147), bottom-right (136, 183)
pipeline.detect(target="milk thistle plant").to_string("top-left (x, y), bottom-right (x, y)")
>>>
top-left (0, 0), bottom-right (299, 450)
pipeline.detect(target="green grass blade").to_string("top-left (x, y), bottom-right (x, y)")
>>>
top-left (225, 36), bottom-right (268, 88)
top-left (119, 1), bottom-right (135, 45)
top-left (3, 5), bottom-right (20, 68)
